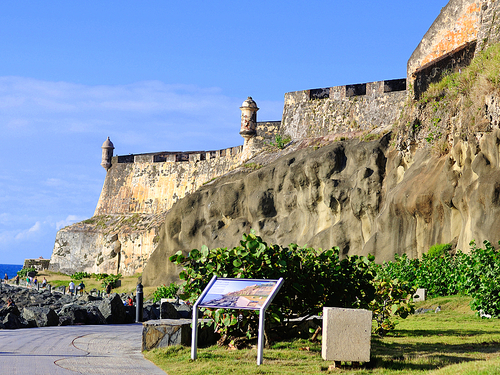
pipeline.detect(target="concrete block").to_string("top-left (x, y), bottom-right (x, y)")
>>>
top-left (322, 307), bottom-right (372, 362)
top-left (414, 288), bottom-right (426, 302)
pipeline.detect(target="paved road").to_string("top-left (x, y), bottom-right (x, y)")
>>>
top-left (0, 324), bottom-right (167, 374)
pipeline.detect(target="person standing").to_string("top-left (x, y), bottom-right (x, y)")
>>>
top-left (4, 273), bottom-right (8, 283)
top-left (69, 280), bottom-right (75, 296)
top-left (42, 277), bottom-right (47, 288)
top-left (78, 281), bottom-right (85, 295)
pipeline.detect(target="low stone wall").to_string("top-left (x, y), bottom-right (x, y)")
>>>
top-left (142, 319), bottom-right (217, 351)
top-left (23, 259), bottom-right (50, 271)
top-left (281, 80), bottom-right (406, 141)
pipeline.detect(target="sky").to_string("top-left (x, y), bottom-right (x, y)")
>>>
top-left (0, 0), bottom-right (449, 265)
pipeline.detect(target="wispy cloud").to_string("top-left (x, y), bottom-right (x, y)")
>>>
top-left (14, 221), bottom-right (42, 240)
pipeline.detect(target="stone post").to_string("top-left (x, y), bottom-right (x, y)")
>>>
top-left (240, 97), bottom-right (259, 162)
top-left (101, 137), bottom-right (115, 171)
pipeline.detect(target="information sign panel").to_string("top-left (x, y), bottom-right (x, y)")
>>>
top-left (198, 278), bottom-right (281, 310)
top-left (191, 276), bottom-right (283, 365)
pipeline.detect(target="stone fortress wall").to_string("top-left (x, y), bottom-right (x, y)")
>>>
top-left (49, 0), bottom-right (500, 277)
top-left (281, 79), bottom-right (407, 141)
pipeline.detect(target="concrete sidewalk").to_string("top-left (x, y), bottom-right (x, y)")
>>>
top-left (0, 324), bottom-right (166, 374)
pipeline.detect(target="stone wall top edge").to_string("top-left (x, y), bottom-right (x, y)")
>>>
top-left (114, 144), bottom-right (245, 163)
top-left (284, 78), bottom-right (407, 99)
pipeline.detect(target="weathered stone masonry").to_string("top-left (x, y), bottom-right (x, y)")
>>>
top-left (281, 79), bottom-right (407, 141)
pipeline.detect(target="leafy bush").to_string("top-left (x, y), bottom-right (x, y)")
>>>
top-left (269, 135), bottom-right (291, 149)
top-left (71, 271), bottom-right (92, 280)
top-left (427, 243), bottom-right (452, 258)
top-left (17, 267), bottom-right (37, 278)
top-left (100, 273), bottom-right (121, 289)
top-left (170, 231), bottom-right (377, 340)
top-left (93, 273), bottom-right (109, 281)
top-left (370, 274), bottom-right (415, 336)
top-left (152, 283), bottom-right (180, 303)
top-left (381, 240), bottom-right (500, 318)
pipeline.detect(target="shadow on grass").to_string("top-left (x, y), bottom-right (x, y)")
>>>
top-left (395, 328), bottom-right (497, 337)
top-left (369, 337), bottom-right (500, 371)
top-left (369, 355), bottom-right (480, 372)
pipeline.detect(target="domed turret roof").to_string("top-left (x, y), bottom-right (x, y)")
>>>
top-left (240, 96), bottom-right (258, 109)
top-left (101, 137), bottom-right (115, 149)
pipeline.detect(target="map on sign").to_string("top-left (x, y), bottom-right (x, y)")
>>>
top-left (198, 278), bottom-right (280, 310)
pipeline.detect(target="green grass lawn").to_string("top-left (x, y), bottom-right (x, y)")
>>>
top-left (144, 295), bottom-right (500, 374)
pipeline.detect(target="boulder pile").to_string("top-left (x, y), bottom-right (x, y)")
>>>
top-left (0, 284), bottom-right (140, 329)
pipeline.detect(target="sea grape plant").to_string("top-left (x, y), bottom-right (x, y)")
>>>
top-left (170, 230), bottom-right (412, 340)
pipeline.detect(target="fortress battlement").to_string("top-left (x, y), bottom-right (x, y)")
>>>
top-left (116, 145), bottom-right (244, 164)
top-left (284, 78), bottom-right (407, 105)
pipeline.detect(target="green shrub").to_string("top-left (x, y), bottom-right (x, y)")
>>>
top-left (381, 240), bottom-right (500, 317)
top-left (71, 271), bottom-right (92, 280)
top-left (269, 135), bottom-right (291, 149)
top-left (152, 283), bottom-right (180, 303)
top-left (101, 273), bottom-right (121, 289)
top-left (170, 230), bottom-right (376, 339)
top-left (17, 267), bottom-right (37, 278)
top-left (92, 273), bottom-right (109, 281)
top-left (427, 243), bottom-right (452, 258)
top-left (370, 274), bottom-right (416, 336)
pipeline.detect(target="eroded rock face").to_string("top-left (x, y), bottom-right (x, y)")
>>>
top-left (144, 136), bottom-right (391, 286)
top-left (142, 128), bottom-right (500, 286)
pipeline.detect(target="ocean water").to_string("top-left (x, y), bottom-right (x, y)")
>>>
top-left (0, 264), bottom-right (23, 280)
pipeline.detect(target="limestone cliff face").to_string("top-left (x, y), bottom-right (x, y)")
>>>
top-left (49, 214), bottom-right (163, 276)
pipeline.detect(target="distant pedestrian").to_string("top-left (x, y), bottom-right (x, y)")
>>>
top-left (42, 277), bottom-right (47, 288)
top-left (106, 283), bottom-right (112, 296)
top-left (78, 281), bottom-right (85, 295)
top-left (69, 281), bottom-right (75, 296)
top-left (4, 273), bottom-right (8, 283)
top-left (33, 277), bottom-right (38, 286)
top-left (15, 275), bottom-right (19, 285)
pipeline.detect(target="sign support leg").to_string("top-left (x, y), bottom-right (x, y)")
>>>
top-left (257, 307), bottom-right (266, 365)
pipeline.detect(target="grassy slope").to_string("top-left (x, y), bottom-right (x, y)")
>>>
top-left (144, 295), bottom-right (500, 375)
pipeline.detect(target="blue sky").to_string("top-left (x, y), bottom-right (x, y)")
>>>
top-left (0, 1), bottom-right (448, 264)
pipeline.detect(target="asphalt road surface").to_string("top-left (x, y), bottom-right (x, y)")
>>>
top-left (0, 324), bottom-right (167, 374)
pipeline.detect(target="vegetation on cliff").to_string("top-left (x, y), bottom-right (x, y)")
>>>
top-left (397, 42), bottom-right (500, 154)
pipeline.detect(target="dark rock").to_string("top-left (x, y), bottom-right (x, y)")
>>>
top-left (124, 305), bottom-right (136, 323)
top-left (58, 303), bottom-right (88, 325)
top-left (3, 313), bottom-right (23, 329)
top-left (58, 315), bottom-right (72, 326)
top-left (176, 304), bottom-right (193, 319)
top-left (22, 306), bottom-right (59, 327)
top-left (160, 302), bottom-right (179, 319)
top-left (143, 303), bottom-right (160, 321)
top-left (97, 293), bottom-right (126, 324)
top-left (85, 305), bottom-right (107, 325)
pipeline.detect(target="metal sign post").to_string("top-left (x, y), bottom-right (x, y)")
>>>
top-left (191, 276), bottom-right (283, 365)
